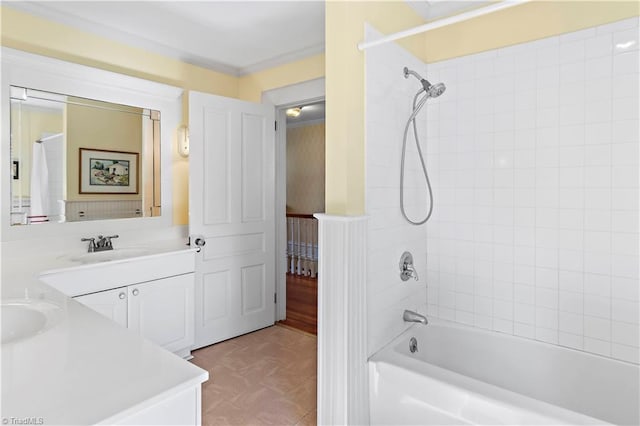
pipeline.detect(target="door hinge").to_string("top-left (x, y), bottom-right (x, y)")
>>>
top-left (274, 120), bottom-right (277, 131)
top-left (274, 293), bottom-right (277, 304)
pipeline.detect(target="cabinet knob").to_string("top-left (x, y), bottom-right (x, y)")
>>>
top-left (132, 289), bottom-right (139, 296)
top-left (118, 292), bottom-right (126, 300)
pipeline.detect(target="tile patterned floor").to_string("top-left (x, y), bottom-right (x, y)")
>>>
top-left (191, 325), bottom-right (317, 426)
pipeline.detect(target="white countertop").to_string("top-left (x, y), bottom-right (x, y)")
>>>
top-left (1, 239), bottom-right (208, 425)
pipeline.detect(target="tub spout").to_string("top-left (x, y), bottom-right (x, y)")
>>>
top-left (403, 310), bottom-right (428, 325)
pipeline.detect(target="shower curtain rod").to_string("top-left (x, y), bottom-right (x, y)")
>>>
top-left (36, 132), bottom-right (63, 143)
top-left (357, 0), bottom-right (530, 51)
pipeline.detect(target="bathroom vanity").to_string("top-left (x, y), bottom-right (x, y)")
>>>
top-left (40, 242), bottom-right (197, 358)
top-left (2, 270), bottom-right (207, 425)
top-left (1, 48), bottom-right (207, 425)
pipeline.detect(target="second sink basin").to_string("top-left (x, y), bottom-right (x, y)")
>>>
top-left (1, 300), bottom-right (63, 345)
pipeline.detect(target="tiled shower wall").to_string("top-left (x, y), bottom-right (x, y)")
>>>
top-left (366, 25), bottom-right (429, 356)
top-left (424, 17), bottom-right (639, 363)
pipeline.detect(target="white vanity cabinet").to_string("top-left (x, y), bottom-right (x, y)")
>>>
top-left (128, 274), bottom-right (194, 354)
top-left (40, 248), bottom-right (197, 357)
top-left (73, 274), bottom-right (195, 356)
top-left (74, 286), bottom-right (128, 328)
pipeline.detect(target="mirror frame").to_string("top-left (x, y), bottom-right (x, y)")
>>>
top-left (1, 48), bottom-right (182, 241)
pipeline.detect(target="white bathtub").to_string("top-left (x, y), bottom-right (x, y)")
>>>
top-left (369, 319), bottom-right (639, 425)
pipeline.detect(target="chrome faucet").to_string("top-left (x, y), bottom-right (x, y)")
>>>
top-left (403, 309), bottom-right (428, 325)
top-left (81, 235), bottom-right (119, 253)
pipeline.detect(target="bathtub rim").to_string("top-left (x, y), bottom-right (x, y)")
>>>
top-left (370, 317), bottom-right (639, 368)
top-left (369, 318), bottom-right (639, 425)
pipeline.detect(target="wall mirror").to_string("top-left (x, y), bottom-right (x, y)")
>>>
top-left (9, 86), bottom-right (161, 226)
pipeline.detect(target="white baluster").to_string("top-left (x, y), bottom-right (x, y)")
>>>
top-left (312, 218), bottom-right (318, 277)
top-left (296, 217), bottom-right (302, 275)
top-left (288, 217), bottom-right (295, 274)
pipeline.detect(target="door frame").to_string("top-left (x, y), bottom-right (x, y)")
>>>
top-left (261, 77), bottom-right (325, 321)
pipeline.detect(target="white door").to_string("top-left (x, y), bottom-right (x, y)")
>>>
top-left (189, 91), bottom-right (275, 348)
top-left (128, 274), bottom-right (195, 353)
top-left (74, 287), bottom-right (128, 328)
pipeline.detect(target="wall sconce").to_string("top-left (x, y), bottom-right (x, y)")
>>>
top-left (178, 125), bottom-right (189, 157)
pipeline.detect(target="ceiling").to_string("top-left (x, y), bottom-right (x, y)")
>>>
top-left (406, 1), bottom-right (490, 21)
top-left (6, 1), bottom-right (325, 76)
top-left (6, 1), bottom-right (490, 78)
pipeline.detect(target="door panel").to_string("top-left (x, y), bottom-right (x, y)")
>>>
top-left (128, 274), bottom-right (195, 353)
top-left (202, 270), bottom-right (229, 322)
top-left (74, 287), bottom-right (127, 328)
top-left (241, 264), bottom-right (266, 314)
top-left (202, 107), bottom-right (230, 225)
top-left (190, 91), bottom-right (275, 348)
top-left (241, 113), bottom-right (265, 222)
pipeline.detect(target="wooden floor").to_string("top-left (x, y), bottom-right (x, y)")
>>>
top-left (191, 325), bottom-right (317, 425)
top-left (278, 274), bottom-right (318, 335)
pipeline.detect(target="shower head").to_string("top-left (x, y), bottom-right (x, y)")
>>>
top-left (403, 66), bottom-right (446, 98)
top-left (427, 82), bottom-right (446, 98)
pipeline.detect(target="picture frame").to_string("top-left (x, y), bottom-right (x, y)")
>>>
top-left (79, 148), bottom-right (139, 194)
top-left (12, 160), bottom-right (19, 180)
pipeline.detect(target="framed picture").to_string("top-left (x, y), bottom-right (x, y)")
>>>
top-left (12, 160), bottom-right (19, 180)
top-left (79, 148), bottom-right (139, 194)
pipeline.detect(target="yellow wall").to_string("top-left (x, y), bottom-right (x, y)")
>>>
top-left (0, 7), bottom-right (239, 98)
top-left (6, 2), bottom-right (637, 221)
top-left (325, 0), bottom-right (639, 216)
top-left (0, 5), bottom-right (325, 225)
top-left (286, 123), bottom-right (326, 214)
top-left (65, 100), bottom-right (143, 201)
top-left (325, 1), bottom-right (426, 216)
top-left (238, 54), bottom-right (325, 103)
top-left (423, 1), bottom-right (640, 63)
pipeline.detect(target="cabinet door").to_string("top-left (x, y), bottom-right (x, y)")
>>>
top-left (74, 287), bottom-right (128, 328)
top-left (128, 273), bottom-right (195, 353)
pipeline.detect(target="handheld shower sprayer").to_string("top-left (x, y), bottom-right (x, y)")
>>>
top-left (403, 67), bottom-right (446, 98)
top-left (400, 67), bottom-right (446, 225)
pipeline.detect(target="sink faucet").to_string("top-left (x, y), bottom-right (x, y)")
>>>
top-left (403, 309), bottom-right (428, 325)
top-left (81, 235), bottom-right (119, 253)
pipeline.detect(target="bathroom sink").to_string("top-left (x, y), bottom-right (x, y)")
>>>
top-left (66, 247), bottom-right (151, 264)
top-left (1, 300), bottom-right (63, 344)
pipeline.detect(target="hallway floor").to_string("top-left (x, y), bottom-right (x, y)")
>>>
top-left (278, 274), bottom-right (318, 335)
top-left (191, 325), bottom-right (317, 425)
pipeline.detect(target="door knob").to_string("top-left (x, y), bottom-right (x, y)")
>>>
top-left (193, 237), bottom-right (206, 252)
top-left (132, 289), bottom-right (139, 296)
top-left (118, 292), bottom-right (126, 300)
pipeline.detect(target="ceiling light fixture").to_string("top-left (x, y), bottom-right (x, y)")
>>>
top-left (286, 107), bottom-right (302, 118)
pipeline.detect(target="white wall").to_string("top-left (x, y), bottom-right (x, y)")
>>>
top-left (424, 17), bottom-right (639, 364)
top-left (365, 25), bottom-right (431, 356)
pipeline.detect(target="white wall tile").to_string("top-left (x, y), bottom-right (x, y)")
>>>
top-left (585, 315), bottom-right (611, 340)
top-left (613, 51), bottom-right (639, 75)
top-left (612, 321), bottom-right (639, 347)
top-left (413, 18), bottom-right (639, 364)
top-left (586, 33), bottom-right (613, 59)
top-left (612, 343), bottom-right (639, 364)
top-left (585, 337), bottom-right (611, 357)
top-left (612, 28), bottom-right (639, 54)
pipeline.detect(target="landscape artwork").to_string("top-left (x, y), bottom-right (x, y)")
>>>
top-left (79, 148), bottom-right (138, 194)
top-left (90, 158), bottom-right (130, 186)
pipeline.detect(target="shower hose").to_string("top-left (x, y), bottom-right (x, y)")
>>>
top-left (400, 89), bottom-right (434, 225)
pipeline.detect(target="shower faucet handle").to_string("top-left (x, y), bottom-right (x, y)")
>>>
top-left (400, 251), bottom-right (419, 281)
top-left (405, 264), bottom-right (419, 281)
